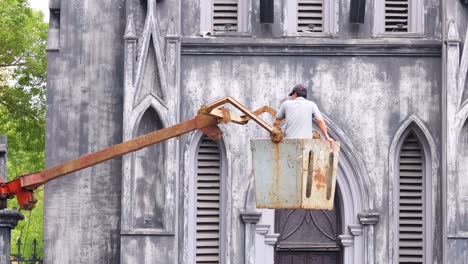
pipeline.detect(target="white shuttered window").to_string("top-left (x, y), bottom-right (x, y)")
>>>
top-left (200, 0), bottom-right (249, 34)
top-left (196, 137), bottom-right (223, 264)
top-left (398, 133), bottom-right (424, 263)
top-left (285, 0), bottom-right (335, 35)
top-left (374, 0), bottom-right (424, 35)
top-left (297, 0), bottom-right (323, 33)
top-left (213, 0), bottom-right (238, 32)
top-left (385, 0), bottom-right (408, 32)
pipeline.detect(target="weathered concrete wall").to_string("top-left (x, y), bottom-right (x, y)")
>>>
top-left (44, 0), bottom-right (125, 263)
top-left (177, 0), bottom-right (443, 261)
top-left (121, 236), bottom-right (174, 263)
top-left (179, 54), bottom-right (442, 264)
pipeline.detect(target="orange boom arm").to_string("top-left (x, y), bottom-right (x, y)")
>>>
top-left (0, 97), bottom-right (282, 210)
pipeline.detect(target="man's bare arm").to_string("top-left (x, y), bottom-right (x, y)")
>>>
top-left (316, 117), bottom-right (334, 144)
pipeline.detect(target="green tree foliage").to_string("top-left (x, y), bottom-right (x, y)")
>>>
top-left (0, 0), bottom-right (47, 259)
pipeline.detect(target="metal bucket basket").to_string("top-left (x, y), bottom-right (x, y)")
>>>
top-left (251, 138), bottom-right (340, 210)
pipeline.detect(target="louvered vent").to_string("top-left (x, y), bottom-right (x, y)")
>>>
top-left (297, 0), bottom-right (323, 33)
top-left (398, 133), bottom-right (424, 263)
top-left (196, 137), bottom-right (221, 264)
top-left (385, 0), bottom-right (409, 32)
top-left (213, 0), bottom-right (238, 32)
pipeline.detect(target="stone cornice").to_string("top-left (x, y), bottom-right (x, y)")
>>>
top-left (240, 211), bottom-right (262, 224)
top-left (338, 234), bottom-right (354, 247)
top-left (255, 224), bottom-right (270, 235)
top-left (348, 224), bottom-right (363, 236)
top-left (264, 234), bottom-right (280, 245)
top-left (181, 38), bottom-right (442, 57)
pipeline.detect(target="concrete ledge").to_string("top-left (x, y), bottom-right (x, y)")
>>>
top-left (181, 38), bottom-right (442, 57)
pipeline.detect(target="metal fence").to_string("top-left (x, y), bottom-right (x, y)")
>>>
top-left (10, 238), bottom-right (42, 264)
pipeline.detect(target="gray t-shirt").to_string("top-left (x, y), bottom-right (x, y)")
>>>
top-left (276, 97), bottom-right (323, 138)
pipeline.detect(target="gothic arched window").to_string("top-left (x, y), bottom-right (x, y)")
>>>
top-left (397, 132), bottom-right (425, 263)
top-left (195, 136), bottom-right (225, 263)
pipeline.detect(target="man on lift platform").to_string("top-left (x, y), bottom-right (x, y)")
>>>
top-left (274, 84), bottom-right (334, 145)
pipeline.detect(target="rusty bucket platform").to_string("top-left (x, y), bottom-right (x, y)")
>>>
top-left (251, 139), bottom-right (341, 210)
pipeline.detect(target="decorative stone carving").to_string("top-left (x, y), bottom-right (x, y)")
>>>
top-left (124, 14), bottom-right (138, 41)
top-left (165, 18), bottom-right (177, 39)
top-left (446, 20), bottom-right (460, 43)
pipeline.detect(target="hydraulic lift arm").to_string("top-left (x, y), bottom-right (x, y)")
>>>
top-left (0, 97), bottom-right (282, 211)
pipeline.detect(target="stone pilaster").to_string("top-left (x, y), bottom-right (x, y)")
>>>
top-left (0, 209), bottom-right (24, 264)
top-left (359, 211), bottom-right (380, 264)
top-left (241, 212), bottom-right (262, 264)
top-left (444, 19), bottom-right (460, 238)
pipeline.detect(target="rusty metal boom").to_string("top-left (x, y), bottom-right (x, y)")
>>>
top-left (0, 97), bottom-right (282, 210)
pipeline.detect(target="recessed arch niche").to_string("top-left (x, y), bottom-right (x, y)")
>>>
top-left (132, 107), bottom-right (166, 229)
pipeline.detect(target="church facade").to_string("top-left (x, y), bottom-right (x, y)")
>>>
top-left (44, 0), bottom-right (468, 263)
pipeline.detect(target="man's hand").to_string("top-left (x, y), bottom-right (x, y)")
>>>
top-left (325, 135), bottom-right (335, 149)
top-left (273, 117), bottom-right (283, 128)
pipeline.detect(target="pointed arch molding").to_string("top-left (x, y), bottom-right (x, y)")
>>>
top-left (243, 114), bottom-right (371, 264)
top-left (130, 96), bottom-right (170, 135)
top-left (132, 0), bottom-right (169, 108)
top-left (121, 102), bottom-right (176, 235)
top-left (388, 115), bottom-right (438, 264)
top-left (310, 115), bottom-right (370, 264)
top-left (322, 114), bottom-right (371, 210)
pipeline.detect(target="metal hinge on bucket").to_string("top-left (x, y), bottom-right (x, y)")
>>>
top-left (251, 138), bottom-right (341, 210)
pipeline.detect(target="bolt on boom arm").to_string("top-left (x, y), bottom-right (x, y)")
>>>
top-left (0, 97), bottom-right (282, 210)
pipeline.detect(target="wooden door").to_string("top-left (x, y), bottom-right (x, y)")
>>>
top-left (274, 194), bottom-right (342, 264)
